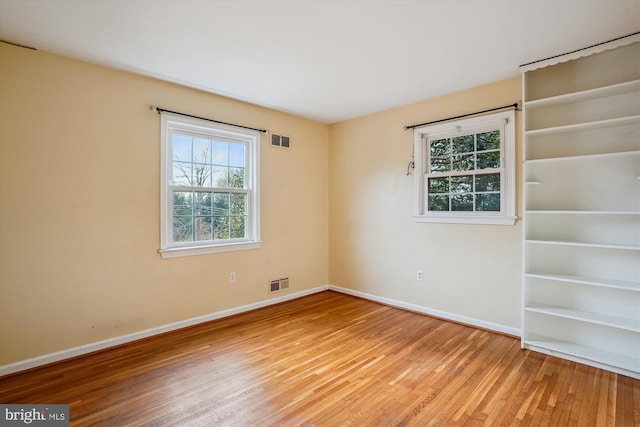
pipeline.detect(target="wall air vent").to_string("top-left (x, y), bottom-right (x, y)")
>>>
top-left (270, 133), bottom-right (291, 149)
top-left (269, 277), bottom-right (290, 293)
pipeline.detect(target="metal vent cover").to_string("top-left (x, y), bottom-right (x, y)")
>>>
top-left (270, 279), bottom-right (280, 293)
top-left (270, 133), bottom-right (291, 149)
top-left (269, 277), bottom-right (290, 293)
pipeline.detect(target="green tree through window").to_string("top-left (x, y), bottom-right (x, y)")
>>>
top-left (171, 137), bottom-right (248, 243)
top-left (412, 109), bottom-right (516, 225)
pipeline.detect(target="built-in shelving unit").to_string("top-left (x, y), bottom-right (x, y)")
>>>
top-left (521, 35), bottom-right (640, 379)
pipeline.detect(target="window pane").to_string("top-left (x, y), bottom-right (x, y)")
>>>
top-left (229, 168), bottom-right (245, 189)
top-left (430, 157), bottom-right (450, 173)
top-left (451, 194), bottom-right (473, 211)
top-left (173, 191), bottom-right (192, 216)
top-left (172, 162), bottom-right (192, 186)
top-left (230, 216), bottom-right (246, 239)
top-left (452, 135), bottom-right (474, 154)
top-left (212, 166), bottom-right (228, 187)
top-left (173, 191), bottom-right (193, 243)
top-left (451, 175), bottom-right (473, 193)
top-left (172, 134), bottom-right (192, 162)
top-left (230, 193), bottom-right (246, 215)
top-left (212, 141), bottom-right (229, 165)
top-left (476, 193), bottom-right (501, 211)
top-left (430, 138), bottom-right (450, 157)
top-left (452, 153), bottom-right (474, 171)
top-left (194, 216), bottom-right (212, 241)
top-left (229, 143), bottom-right (245, 167)
top-left (213, 193), bottom-right (229, 216)
top-left (477, 151), bottom-right (500, 169)
top-left (428, 195), bottom-right (449, 211)
top-left (475, 173), bottom-right (501, 192)
top-left (428, 177), bottom-right (449, 194)
top-left (194, 192), bottom-right (212, 216)
top-left (173, 216), bottom-right (193, 242)
top-left (192, 138), bottom-right (211, 163)
top-left (214, 216), bottom-right (230, 240)
top-left (477, 131), bottom-right (500, 151)
top-left (191, 163), bottom-right (211, 187)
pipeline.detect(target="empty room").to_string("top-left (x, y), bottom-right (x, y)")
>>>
top-left (0, 1), bottom-right (638, 425)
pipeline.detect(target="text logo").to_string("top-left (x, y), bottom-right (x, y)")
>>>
top-left (0, 404), bottom-right (69, 426)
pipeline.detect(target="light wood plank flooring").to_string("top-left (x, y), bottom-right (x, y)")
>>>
top-left (1, 291), bottom-right (638, 426)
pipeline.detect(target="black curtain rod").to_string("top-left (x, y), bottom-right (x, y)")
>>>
top-left (150, 106), bottom-right (268, 134)
top-left (519, 31), bottom-right (640, 68)
top-left (404, 103), bottom-right (519, 131)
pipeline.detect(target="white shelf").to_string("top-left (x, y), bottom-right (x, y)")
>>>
top-left (525, 272), bottom-right (640, 292)
top-left (523, 39), bottom-right (640, 377)
top-left (525, 150), bottom-right (640, 164)
top-left (525, 115), bottom-right (640, 137)
top-left (526, 239), bottom-right (640, 251)
top-left (524, 335), bottom-right (640, 375)
top-left (526, 210), bottom-right (640, 215)
top-left (525, 303), bottom-right (640, 332)
top-left (525, 80), bottom-right (640, 109)
top-left (524, 153), bottom-right (640, 211)
top-left (524, 118), bottom-right (640, 162)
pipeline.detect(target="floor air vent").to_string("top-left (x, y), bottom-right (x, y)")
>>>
top-left (271, 133), bottom-right (290, 149)
top-left (270, 277), bottom-right (290, 293)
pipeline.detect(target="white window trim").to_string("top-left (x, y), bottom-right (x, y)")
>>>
top-left (159, 112), bottom-right (261, 258)
top-left (413, 110), bottom-right (517, 225)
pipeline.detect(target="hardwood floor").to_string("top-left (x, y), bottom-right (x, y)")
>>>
top-left (1, 291), bottom-right (638, 426)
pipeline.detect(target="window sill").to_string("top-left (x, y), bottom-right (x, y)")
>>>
top-left (414, 215), bottom-right (517, 225)
top-left (159, 240), bottom-right (262, 258)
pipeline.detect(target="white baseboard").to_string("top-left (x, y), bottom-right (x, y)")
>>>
top-left (328, 285), bottom-right (521, 337)
top-left (1, 284), bottom-right (519, 377)
top-left (0, 285), bottom-right (329, 377)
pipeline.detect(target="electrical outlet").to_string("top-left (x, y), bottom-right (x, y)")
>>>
top-left (229, 272), bottom-right (236, 283)
top-left (416, 270), bottom-right (423, 281)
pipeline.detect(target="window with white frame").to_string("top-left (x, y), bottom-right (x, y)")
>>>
top-left (159, 112), bottom-right (261, 258)
top-left (413, 110), bottom-right (516, 225)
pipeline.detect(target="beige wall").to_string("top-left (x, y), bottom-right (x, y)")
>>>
top-left (329, 77), bottom-right (522, 329)
top-left (0, 41), bottom-right (523, 368)
top-left (0, 43), bottom-right (329, 365)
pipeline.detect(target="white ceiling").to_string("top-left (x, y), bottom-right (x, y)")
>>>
top-left (0, 0), bottom-right (638, 123)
